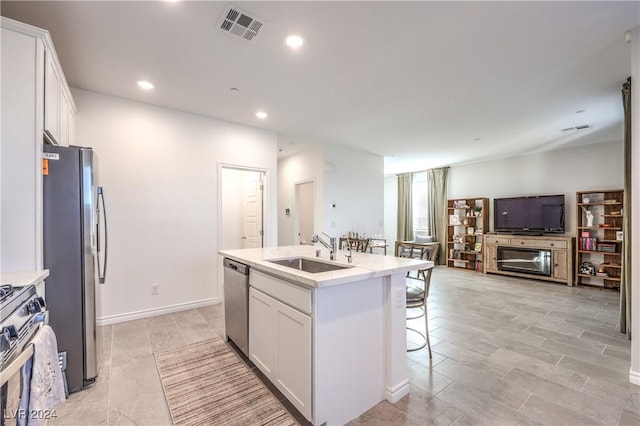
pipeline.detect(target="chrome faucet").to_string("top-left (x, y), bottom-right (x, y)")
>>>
top-left (312, 232), bottom-right (338, 261)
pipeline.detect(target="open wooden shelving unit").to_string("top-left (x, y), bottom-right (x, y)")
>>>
top-left (446, 197), bottom-right (489, 272)
top-left (575, 189), bottom-right (623, 289)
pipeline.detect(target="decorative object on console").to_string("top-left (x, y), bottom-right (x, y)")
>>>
top-left (596, 264), bottom-right (608, 277)
top-left (581, 207), bottom-right (594, 227)
top-left (597, 243), bottom-right (616, 253)
top-left (579, 262), bottom-right (596, 276)
top-left (449, 215), bottom-right (462, 225)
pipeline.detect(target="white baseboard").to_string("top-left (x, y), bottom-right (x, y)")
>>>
top-left (97, 297), bottom-right (220, 326)
top-left (385, 379), bottom-right (410, 403)
top-left (630, 368), bottom-right (640, 386)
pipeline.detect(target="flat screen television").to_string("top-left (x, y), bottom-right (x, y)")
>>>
top-left (494, 194), bottom-right (565, 234)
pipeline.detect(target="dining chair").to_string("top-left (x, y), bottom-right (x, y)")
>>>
top-left (356, 238), bottom-right (369, 252)
top-left (404, 244), bottom-right (439, 357)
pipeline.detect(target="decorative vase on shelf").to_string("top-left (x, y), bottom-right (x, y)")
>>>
top-left (585, 211), bottom-right (594, 227)
top-left (581, 206), bottom-right (594, 227)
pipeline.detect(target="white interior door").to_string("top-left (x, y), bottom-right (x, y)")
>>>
top-left (296, 181), bottom-right (314, 245)
top-left (242, 172), bottom-right (263, 248)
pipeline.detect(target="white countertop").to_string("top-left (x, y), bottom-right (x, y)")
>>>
top-left (1, 269), bottom-right (49, 287)
top-left (219, 245), bottom-right (432, 288)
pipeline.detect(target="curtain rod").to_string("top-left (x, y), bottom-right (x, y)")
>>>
top-left (395, 166), bottom-right (450, 177)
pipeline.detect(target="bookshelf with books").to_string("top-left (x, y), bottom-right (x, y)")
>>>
top-left (575, 189), bottom-right (623, 289)
top-left (446, 197), bottom-right (489, 272)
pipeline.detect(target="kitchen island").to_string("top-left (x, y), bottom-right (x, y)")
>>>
top-left (219, 245), bottom-right (432, 426)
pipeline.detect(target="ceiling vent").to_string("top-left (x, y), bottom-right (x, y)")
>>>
top-left (218, 4), bottom-right (264, 42)
top-left (562, 124), bottom-right (590, 134)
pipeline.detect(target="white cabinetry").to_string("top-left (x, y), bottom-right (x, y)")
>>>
top-left (44, 52), bottom-right (60, 144)
top-left (249, 270), bottom-right (312, 421)
top-left (1, 17), bottom-right (76, 271)
top-left (44, 49), bottom-right (76, 146)
top-left (248, 286), bottom-right (277, 376)
top-left (275, 298), bottom-right (311, 414)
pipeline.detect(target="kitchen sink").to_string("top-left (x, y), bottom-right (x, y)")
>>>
top-left (267, 257), bottom-right (352, 273)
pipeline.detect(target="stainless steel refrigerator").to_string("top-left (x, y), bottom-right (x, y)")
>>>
top-left (43, 145), bottom-right (107, 393)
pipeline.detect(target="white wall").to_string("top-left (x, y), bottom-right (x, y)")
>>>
top-left (72, 89), bottom-right (277, 323)
top-left (323, 144), bottom-right (385, 239)
top-left (221, 168), bottom-right (244, 250)
top-left (277, 144), bottom-right (385, 246)
top-left (384, 175), bottom-right (398, 246)
top-left (277, 145), bottom-right (324, 246)
top-left (447, 141), bottom-right (623, 233)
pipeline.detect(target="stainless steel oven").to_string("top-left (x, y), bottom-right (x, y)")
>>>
top-left (0, 284), bottom-right (48, 426)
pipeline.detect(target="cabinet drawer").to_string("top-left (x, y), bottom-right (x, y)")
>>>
top-left (510, 238), bottom-right (535, 247)
top-left (486, 236), bottom-right (510, 245)
top-left (535, 239), bottom-right (567, 249)
top-left (510, 238), bottom-right (567, 249)
top-left (250, 269), bottom-right (312, 314)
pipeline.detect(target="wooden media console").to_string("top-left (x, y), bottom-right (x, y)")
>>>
top-left (483, 234), bottom-right (575, 286)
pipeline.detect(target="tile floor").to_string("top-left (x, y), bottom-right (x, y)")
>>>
top-left (47, 267), bottom-right (638, 425)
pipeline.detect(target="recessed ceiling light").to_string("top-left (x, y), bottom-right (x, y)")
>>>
top-left (285, 35), bottom-right (304, 49)
top-left (256, 111), bottom-right (268, 120)
top-left (230, 87), bottom-right (239, 92)
top-left (137, 80), bottom-right (154, 90)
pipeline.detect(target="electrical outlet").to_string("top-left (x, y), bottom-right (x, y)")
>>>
top-left (151, 283), bottom-right (160, 296)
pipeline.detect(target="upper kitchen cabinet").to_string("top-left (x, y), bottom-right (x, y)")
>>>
top-left (44, 48), bottom-right (76, 146)
top-left (1, 17), bottom-right (76, 272)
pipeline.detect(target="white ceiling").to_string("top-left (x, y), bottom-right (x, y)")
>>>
top-left (2, 1), bottom-right (638, 174)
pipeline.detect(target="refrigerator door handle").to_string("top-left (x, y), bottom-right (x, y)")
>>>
top-left (97, 186), bottom-right (108, 284)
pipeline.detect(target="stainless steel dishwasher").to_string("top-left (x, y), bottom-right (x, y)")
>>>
top-left (223, 258), bottom-right (250, 356)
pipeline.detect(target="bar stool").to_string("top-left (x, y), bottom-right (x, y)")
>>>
top-left (405, 245), bottom-right (439, 356)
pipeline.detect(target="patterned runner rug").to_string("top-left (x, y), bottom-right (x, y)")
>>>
top-left (154, 337), bottom-right (298, 426)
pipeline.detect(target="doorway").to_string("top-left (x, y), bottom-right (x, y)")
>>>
top-left (221, 167), bottom-right (265, 250)
top-left (295, 180), bottom-right (315, 245)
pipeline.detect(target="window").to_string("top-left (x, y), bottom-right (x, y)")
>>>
top-left (412, 171), bottom-right (429, 235)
